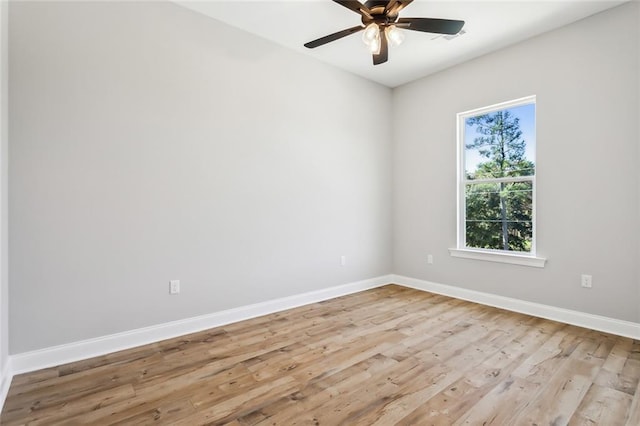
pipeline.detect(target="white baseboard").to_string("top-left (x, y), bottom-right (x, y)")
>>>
top-left (0, 358), bottom-right (11, 413)
top-left (391, 274), bottom-right (640, 340)
top-left (10, 275), bottom-right (392, 376)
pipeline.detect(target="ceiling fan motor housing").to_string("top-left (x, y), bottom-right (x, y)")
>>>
top-left (364, 0), bottom-right (392, 12)
top-left (363, 0), bottom-right (399, 25)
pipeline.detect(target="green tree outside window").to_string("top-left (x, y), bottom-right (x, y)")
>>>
top-left (463, 102), bottom-right (535, 253)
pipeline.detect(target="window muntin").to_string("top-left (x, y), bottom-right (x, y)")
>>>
top-left (458, 96), bottom-right (536, 255)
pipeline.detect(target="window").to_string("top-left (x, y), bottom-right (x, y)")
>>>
top-left (450, 96), bottom-right (545, 267)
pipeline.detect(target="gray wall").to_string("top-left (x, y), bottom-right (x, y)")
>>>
top-left (393, 2), bottom-right (640, 322)
top-left (9, 0), bottom-right (640, 356)
top-left (1, 0), bottom-right (8, 374)
top-left (9, 1), bottom-right (392, 353)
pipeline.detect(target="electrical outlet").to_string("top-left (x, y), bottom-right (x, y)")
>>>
top-left (340, 256), bottom-right (346, 266)
top-left (170, 280), bottom-right (180, 294)
top-left (580, 274), bottom-right (592, 289)
top-left (427, 254), bottom-right (434, 264)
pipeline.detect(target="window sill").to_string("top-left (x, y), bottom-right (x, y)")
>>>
top-left (449, 248), bottom-right (546, 268)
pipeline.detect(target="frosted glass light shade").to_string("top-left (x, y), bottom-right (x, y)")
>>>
top-left (386, 25), bottom-right (404, 47)
top-left (368, 35), bottom-right (381, 54)
top-left (362, 23), bottom-right (379, 46)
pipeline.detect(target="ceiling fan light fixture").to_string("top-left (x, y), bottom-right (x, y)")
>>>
top-left (368, 33), bottom-right (381, 54)
top-left (362, 23), bottom-right (379, 46)
top-left (385, 25), bottom-right (404, 47)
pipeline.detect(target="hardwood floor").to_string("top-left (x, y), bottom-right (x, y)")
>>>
top-left (2, 285), bottom-right (640, 425)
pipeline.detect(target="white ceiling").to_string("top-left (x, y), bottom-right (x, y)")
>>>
top-left (177, 0), bottom-right (628, 87)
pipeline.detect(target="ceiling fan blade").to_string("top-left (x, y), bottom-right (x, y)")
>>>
top-left (396, 17), bottom-right (465, 35)
top-left (385, 0), bottom-right (399, 14)
top-left (373, 28), bottom-right (388, 65)
top-left (304, 25), bottom-right (364, 48)
top-left (387, 0), bottom-right (414, 15)
top-left (332, 0), bottom-right (372, 18)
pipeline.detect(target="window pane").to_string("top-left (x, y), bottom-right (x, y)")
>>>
top-left (464, 103), bottom-right (535, 180)
top-left (465, 181), bottom-right (533, 252)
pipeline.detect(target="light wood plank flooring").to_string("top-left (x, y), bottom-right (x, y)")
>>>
top-left (2, 285), bottom-right (640, 425)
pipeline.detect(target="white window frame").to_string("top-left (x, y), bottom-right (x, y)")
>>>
top-left (449, 95), bottom-right (546, 268)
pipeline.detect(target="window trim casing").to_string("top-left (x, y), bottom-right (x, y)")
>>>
top-left (453, 95), bottom-right (546, 268)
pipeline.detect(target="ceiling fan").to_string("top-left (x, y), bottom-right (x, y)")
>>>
top-left (304, 0), bottom-right (465, 65)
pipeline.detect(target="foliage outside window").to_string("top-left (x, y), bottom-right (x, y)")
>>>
top-left (458, 96), bottom-right (536, 255)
